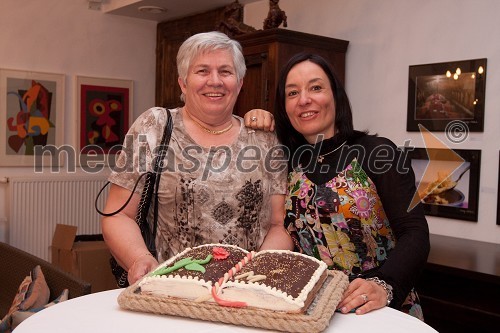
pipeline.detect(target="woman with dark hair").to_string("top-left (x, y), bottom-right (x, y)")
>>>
top-left (273, 53), bottom-right (355, 156)
top-left (245, 53), bottom-right (429, 319)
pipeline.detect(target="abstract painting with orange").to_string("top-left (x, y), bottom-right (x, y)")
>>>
top-left (6, 79), bottom-right (56, 155)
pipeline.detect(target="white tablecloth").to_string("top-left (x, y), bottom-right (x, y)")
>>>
top-left (15, 289), bottom-right (438, 333)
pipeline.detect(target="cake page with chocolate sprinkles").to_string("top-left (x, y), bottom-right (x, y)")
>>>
top-left (138, 244), bottom-right (249, 302)
top-left (222, 250), bottom-right (328, 312)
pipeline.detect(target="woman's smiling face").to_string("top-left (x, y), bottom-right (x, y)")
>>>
top-left (284, 60), bottom-right (336, 143)
top-left (179, 49), bottom-right (242, 120)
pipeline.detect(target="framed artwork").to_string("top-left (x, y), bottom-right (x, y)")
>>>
top-left (407, 58), bottom-right (487, 132)
top-left (0, 68), bottom-right (65, 167)
top-left (408, 148), bottom-right (481, 222)
top-left (76, 76), bottom-right (132, 166)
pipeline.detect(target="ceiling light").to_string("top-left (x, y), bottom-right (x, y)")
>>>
top-left (88, 0), bottom-right (102, 10)
top-left (138, 5), bottom-right (167, 14)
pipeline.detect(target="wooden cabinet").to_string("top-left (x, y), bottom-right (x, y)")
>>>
top-left (233, 28), bottom-right (348, 117)
top-left (416, 234), bottom-right (500, 333)
top-left (155, 24), bottom-right (349, 118)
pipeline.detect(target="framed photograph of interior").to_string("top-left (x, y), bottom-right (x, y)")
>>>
top-left (407, 58), bottom-right (487, 132)
top-left (408, 147), bottom-right (481, 221)
top-left (76, 76), bottom-right (132, 166)
top-left (0, 68), bottom-right (65, 167)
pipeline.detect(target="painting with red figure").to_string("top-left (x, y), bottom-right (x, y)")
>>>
top-left (77, 76), bottom-right (132, 160)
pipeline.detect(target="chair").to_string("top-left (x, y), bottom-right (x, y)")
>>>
top-left (0, 242), bottom-right (91, 316)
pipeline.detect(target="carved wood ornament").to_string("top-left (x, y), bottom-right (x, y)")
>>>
top-left (263, 0), bottom-right (288, 29)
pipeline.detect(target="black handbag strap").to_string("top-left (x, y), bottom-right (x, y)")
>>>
top-left (135, 109), bottom-right (173, 254)
top-left (95, 108), bottom-right (173, 229)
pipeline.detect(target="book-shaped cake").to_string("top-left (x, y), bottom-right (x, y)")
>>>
top-left (138, 244), bottom-right (328, 313)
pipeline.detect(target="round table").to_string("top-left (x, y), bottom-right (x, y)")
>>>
top-left (16, 289), bottom-right (438, 333)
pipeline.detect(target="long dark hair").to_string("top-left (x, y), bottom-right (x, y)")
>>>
top-left (274, 53), bottom-right (355, 157)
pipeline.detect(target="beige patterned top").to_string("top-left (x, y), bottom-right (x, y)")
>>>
top-left (109, 107), bottom-right (287, 262)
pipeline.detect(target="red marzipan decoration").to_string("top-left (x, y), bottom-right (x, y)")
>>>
top-left (210, 252), bottom-right (255, 308)
top-left (211, 286), bottom-right (247, 308)
top-left (212, 247), bottom-right (230, 260)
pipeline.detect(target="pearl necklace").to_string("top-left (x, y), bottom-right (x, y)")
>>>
top-left (317, 141), bottom-right (347, 163)
top-left (185, 109), bottom-right (233, 135)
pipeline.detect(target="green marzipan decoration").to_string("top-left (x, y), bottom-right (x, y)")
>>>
top-left (152, 255), bottom-right (213, 276)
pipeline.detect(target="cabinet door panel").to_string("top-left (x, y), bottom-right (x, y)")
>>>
top-left (234, 52), bottom-right (269, 117)
top-left (156, 36), bottom-right (186, 109)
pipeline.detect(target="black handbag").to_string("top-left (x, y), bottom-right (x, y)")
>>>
top-left (96, 109), bottom-right (173, 287)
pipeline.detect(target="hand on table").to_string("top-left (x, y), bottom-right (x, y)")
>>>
top-left (337, 278), bottom-right (388, 315)
top-left (244, 109), bottom-right (275, 132)
top-left (127, 254), bottom-right (158, 285)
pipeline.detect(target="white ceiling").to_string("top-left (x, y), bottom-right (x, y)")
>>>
top-left (100, 0), bottom-right (262, 22)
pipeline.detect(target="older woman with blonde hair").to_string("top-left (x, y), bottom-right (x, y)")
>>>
top-left (102, 31), bottom-right (292, 286)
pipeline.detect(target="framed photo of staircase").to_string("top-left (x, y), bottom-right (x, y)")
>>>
top-left (407, 58), bottom-right (487, 132)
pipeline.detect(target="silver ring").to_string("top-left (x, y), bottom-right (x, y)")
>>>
top-left (361, 294), bottom-right (368, 303)
top-left (251, 116), bottom-right (257, 122)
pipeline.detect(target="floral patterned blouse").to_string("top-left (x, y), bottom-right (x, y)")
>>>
top-left (284, 133), bottom-right (429, 320)
top-left (286, 159), bottom-right (395, 275)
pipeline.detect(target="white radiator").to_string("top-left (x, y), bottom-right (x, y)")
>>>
top-left (8, 176), bottom-right (109, 261)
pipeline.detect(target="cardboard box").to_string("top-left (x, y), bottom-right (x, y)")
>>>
top-left (50, 224), bottom-right (117, 292)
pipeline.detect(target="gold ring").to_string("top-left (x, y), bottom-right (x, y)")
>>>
top-left (251, 116), bottom-right (257, 122)
top-left (361, 294), bottom-right (368, 303)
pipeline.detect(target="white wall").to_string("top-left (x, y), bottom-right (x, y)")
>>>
top-left (245, 0), bottom-right (500, 244)
top-left (0, 0), bottom-right (157, 237)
